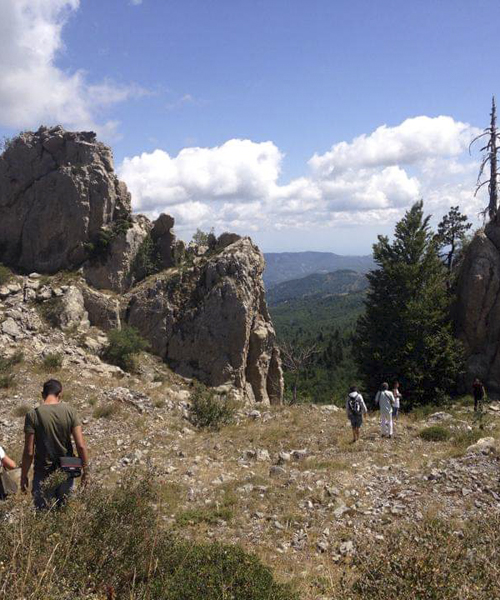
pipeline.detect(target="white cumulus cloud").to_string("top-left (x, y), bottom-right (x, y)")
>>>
top-left (0, 0), bottom-right (145, 137)
top-left (309, 115), bottom-right (476, 177)
top-left (119, 115), bottom-right (482, 235)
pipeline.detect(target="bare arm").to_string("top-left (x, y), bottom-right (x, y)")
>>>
top-left (72, 426), bottom-right (89, 483)
top-left (21, 433), bottom-right (34, 492)
top-left (1, 454), bottom-right (16, 470)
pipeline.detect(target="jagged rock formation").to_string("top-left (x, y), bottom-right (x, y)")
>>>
top-left (0, 126), bottom-right (131, 273)
top-left (0, 126), bottom-right (284, 403)
top-left (123, 237), bottom-right (283, 404)
top-left (456, 222), bottom-right (500, 395)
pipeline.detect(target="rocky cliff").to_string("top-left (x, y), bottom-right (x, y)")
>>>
top-left (0, 126), bottom-right (284, 403)
top-left (456, 222), bottom-right (500, 395)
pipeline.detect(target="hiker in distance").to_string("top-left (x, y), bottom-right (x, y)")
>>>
top-left (346, 385), bottom-right (368, 442)
top-left (392, 381), bottom-right (402, 420)
top-left (472, 378), bottom-right (486, 412)
top-left (21, 379), bottom-right (89, 510)
top-left (375, 382), bottom-right (396, 438)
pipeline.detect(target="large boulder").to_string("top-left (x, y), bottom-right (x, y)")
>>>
top-left (0, 126), bottom-right (131, 273)
top-left (124, 237), bottom-right (284, 404)
top-left (455, 223), bottom-right (500, 394)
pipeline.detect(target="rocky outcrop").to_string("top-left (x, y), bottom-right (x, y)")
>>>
top-left (455, 222), bottom-right (500, 395)
top-left (0, 126), bottom-right (131, 273)
top-left (124, 237), bottom-right (284, 404)
top-left (0, 127), bottom-right (284, 403)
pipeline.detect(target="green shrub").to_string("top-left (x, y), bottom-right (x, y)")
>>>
top-left (0, 373), bottom-right (15, 388)
top-left (42, 353), bottom-right (63, 371)
top-left (175, 505), bottom-right (233, 527)
top-left (188, 384), bottom-right (235, 430)
top-left (37, 297), bottom-right (62, 327)
top-left (131, 234), bottom-right (162, 282)
top-left (418, 425), bottom-right (451, 442)
top-left (0, 264), bottom-right (12, 286)
top-left (104, 326), bottom-right (150, 371)
top-left (93, 402), bottom-right (120, 419)
top-left (0, 471), bottom-right (297, 600)
top-left (85, 219), bottom-right (133, 264)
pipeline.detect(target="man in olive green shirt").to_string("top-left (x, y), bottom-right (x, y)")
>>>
top-left (21, 379), bottom-right (89, 509)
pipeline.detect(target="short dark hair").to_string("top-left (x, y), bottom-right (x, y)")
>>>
top-left (349, 385), bottom-right (358, 393)
top-left (42, 379), bottom-right (62, 398)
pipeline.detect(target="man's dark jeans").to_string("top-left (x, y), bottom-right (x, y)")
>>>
top-left (32, 470), bottom-right (73, 510)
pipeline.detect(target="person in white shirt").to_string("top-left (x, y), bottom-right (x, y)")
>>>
top-left (346, 385), bottom-right (368, 442)
top-left (392, 381), bottom-right (402, 420)
top-left (375, 382), bottom-right (395, 438)
top-left (0, 446), bottom-right (16, 471)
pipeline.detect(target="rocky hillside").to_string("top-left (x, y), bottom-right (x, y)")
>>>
top-left (1, 314), bottom-right (500, 598)
top-left (267, 269), bottom-right (368, 306)
top-left (0, 126), bottom-right (283, 404)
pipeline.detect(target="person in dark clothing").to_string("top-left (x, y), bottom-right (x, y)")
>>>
top-left (472, 378), bottom-right (486, 412)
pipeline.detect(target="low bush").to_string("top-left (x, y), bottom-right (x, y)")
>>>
top-left (418, 425), bottom-right (452, 442)
top-left (93, 402), bottom-right (120, 419)
top-left (0, 263), bottom-right (12, 286)
top-left (0, 471), bottom-right (296, 600)
top-left (188, 384), bottom-right (235, 430)
top-left (104, 325), bottom-right (150, 371)
top-left (340, 515), bottom-right (500, 599)
top-left (0, 373), bottom-right (15, 388)
top-left (42, 352), bottom-right (63, 371)
top-left (175, 505), bottom-right (233, 527)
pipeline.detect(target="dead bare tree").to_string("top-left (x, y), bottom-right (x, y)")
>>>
top-left (279, 341), bottom-right (318, 404)
top-left (470, 96), bottom-right (500, 221)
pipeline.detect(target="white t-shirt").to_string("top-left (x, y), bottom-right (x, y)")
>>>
top-left (0, 446), bottom-right (5, 461)
top-left (392, 390), bottom-right (401, 408)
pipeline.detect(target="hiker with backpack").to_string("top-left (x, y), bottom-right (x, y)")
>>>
top-left (346, 385), bottom-right (368, 442)
top-left (375, 382), bottom-right (396, 438)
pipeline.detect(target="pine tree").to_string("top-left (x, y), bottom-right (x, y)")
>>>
top-left (354, 201), bottom-right (464, 407)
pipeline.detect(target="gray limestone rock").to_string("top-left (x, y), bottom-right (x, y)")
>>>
top-left (0, 126), bottom-right (131, 273)
top-left (124, 237), bottom-right (284, 403)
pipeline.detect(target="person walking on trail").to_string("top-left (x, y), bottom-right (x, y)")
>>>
top-left (346, 385), bottom-right (368, 442)
top-left (375, 382), bottom-right (395, 438)
top-left (472, 378), bottom-right (486, 412)
top-left (392, 381), bottom-right (402, 420)
top-left (21, 379), bottom-right (89, 510)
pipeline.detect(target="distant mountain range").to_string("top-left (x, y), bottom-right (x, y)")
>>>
top-left (266, 269), bottom-right (368, 306)
top-left (263, 251), bottom-right (375, 288)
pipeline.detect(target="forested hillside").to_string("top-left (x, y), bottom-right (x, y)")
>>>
top-left (269, 292), bottom-right (365, 403)
top-left (267, 269), bottom-right (367, 305)
top-left (263, 251), bottom-right (375, 287)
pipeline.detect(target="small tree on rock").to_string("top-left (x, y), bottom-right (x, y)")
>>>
top-left (435, 206), bottom-right (472, 274)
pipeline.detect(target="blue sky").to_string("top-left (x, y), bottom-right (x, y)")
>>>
top-left (0, 0), bottom-right (498, 253)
